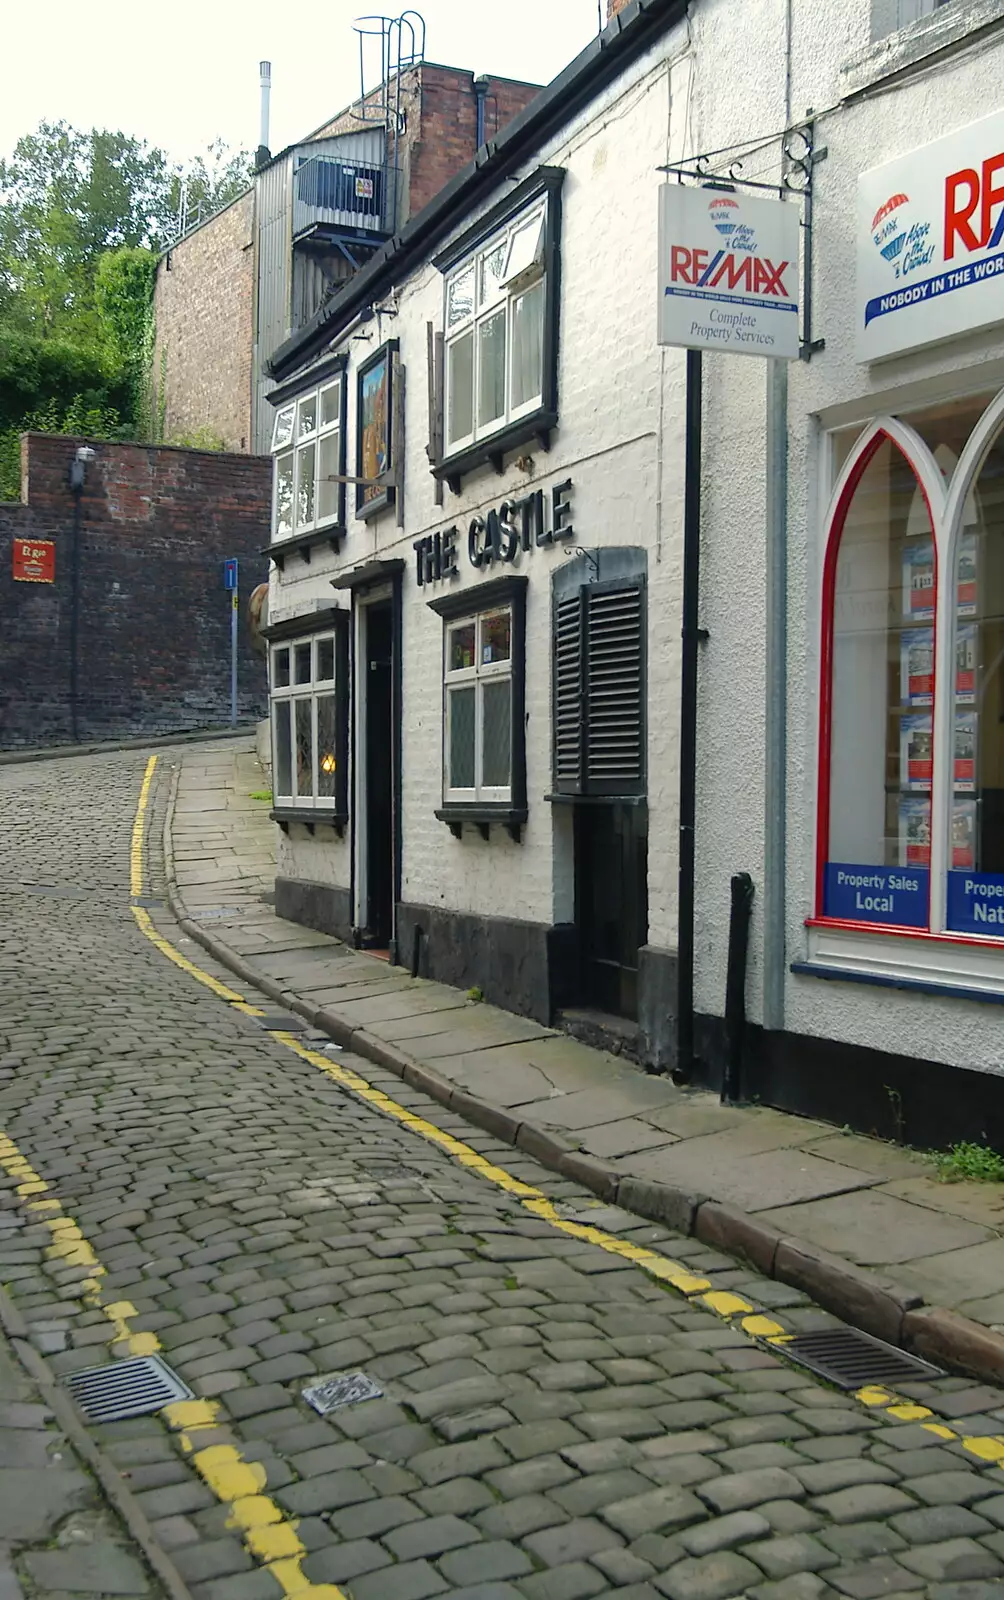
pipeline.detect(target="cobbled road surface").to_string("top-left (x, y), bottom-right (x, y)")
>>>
top-left (2, 748), bottom-right (1004, 1600)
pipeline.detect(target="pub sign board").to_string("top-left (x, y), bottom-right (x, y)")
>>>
top-left (858, 110), bottom-right (1004, 361)
top-left (12, 538), bottom-right (55, 583)
top-left (658, 185), bottom-right (801, 359)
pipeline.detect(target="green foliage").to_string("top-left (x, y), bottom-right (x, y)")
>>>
top-left (164, 427), bottom-right (227, 452)
top-left (248, 790), bottom-right (273, 803)
top-left (467, 986), bottom-right (484, 1003)
top-left (0, 121), bottom-right (251, 455)
top-left (935, 1141), bottom-right (1004, 1183)
top-left (0, 395), bottom-right (128, 501)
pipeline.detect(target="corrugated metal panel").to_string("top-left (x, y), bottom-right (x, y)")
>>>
top-left (302, 129), bottom-right (387, 168)
top-left (254, 153), bottom-right (293, 453)
top-left (292, 131), bottom-right (390, 239)
top-left (291, 250), bottom-right (357, 334)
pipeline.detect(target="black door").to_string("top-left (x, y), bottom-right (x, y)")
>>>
top-left (364, 601), bottom-right (394, 947)
top-left (575, 801), bottom-right (648, 1019)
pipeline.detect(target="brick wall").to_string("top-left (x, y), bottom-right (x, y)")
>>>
top-left (405, 67), bottom-right (541, 217)
top-left (607, 0), bottom-right (632, 15)
top-left (152, 191), bottom-right (254, 452)
top-left (0, 434), bottom-right (270, 750)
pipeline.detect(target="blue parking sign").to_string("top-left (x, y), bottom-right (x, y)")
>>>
top-left (224, 558), bottom-right (238, 591)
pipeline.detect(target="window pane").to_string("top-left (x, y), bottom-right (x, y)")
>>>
top-left (320, 380), bottom-right (341, 428)
top-left (478, 310), bottom-right (506, 430)
top-left (479, 240), bottom-right (506, 307)
top-left (297, 396), bottom-right (317, 439)
top-left (447, 263), bottom-right (475, 328)
top-left (481, 610), bottom-right (511, 664)
top-left (294, 643), bottom-right (312, 685)
top-left (296, 442), bottom-right (316, 527)
top-left (482, 677), bottom-right (511, 789)
top-left (946, 425), bottom-right (1004, 933)
top-left (449, 623), bottom-right (476, 673)
top-left (502, 212), bottom-right (544, 285)
top-left (447, 332), bottom-right (474, 447)
top-left (317, 695), bottom-right (337, 798)
top-left (295, 700), bottom-right (313, 797)
top-left (449, 686), bottom-right (476, 789)
top-left (272, 404), bottom-right (295, 451)
top-left (317, 431), bottom-right (341, 524)
top-left (275, 453), bottom-right (294, 537)
top-left (272, 647), bottom-right (290, 688)
top-left (274, 703), bottom-right (292, 797)
top-left (316, 637), bottom-right (335, 681)
top-left (510, 280), bottom-right (544, 411)
top-left (823, 437), bottom-right (933, 928)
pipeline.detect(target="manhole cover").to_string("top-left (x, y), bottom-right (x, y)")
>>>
top-left (776, 1327), bottom-right (942, 1390)
top-left (67, 1355), bottom-right (192, 1423)
top-left (302, 1372), bottom-right (382, 1415)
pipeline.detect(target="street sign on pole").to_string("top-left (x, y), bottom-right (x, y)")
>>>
top-left (224, 559), bottom-right (239, 725)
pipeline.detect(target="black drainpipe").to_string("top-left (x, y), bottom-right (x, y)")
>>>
top-left (67, 452), bottom-right (90, 743)
top-left (473, 76), bottom-right (489, 152)
top-left (673, 347), bottom-right (703, 1086)
top-left (721, 872), bottom-right (755, 1104)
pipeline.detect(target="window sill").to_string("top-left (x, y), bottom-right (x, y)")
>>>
top-left (545, 792), bottom-right (647, 807)
top-left (264, 524), bottom-right (344, 571)
top-left (841, 0), bottom-right (1004, 98)
top-left (433, 410), bottom-right (558, 494)
top-left (435, 804), bottom-right (528, 842)
top-left (799, 918), bottom-right (1004, 1001)
top-left (270, 806), bottom-right (346, 837)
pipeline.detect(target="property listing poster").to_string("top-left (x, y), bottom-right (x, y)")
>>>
top-left (954, 710), bottom-right (977, 791)
top-left (902, 539), bottom-right (935, 620)
top-left (898, 795), bottom-right (931, 867)
top-left (952, 798), bottom-right (976, 869)
top-left (901, 628), bottom-right (934, 705)
top-left (899, 713), bottom-right (933, 789)
top-left (957, 531), bottom-right (977, 616)
top-left (956, 623), bottom-right (976, 702)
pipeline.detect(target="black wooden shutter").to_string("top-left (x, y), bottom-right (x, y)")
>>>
top-left (552, 581), bottom-right (645, 797)
top-left (553, 593), bottom-right (585, 793)
top-left (584, 584), bottom-right (645, 795)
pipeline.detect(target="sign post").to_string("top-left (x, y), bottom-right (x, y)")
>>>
top-left (224, 559), bottom-right (238, 726)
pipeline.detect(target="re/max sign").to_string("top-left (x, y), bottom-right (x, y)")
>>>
top-left (668, 247), bottom-right (792, 298)
top-left (413, 479), bottom-right (573, 587)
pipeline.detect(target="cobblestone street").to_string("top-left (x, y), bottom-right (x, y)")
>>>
top-left (4, 747), bottom-right (1004, 1600)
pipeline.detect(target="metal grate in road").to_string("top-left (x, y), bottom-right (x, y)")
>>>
top-left (303, 1372), bottom-right (383, 1415)
top-left (775, 1327), bottom-right (942, 1390)
top-left (67, 1355), bottom-right (192, 1423)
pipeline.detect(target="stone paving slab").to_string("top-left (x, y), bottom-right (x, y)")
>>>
top-left (164, 742), bottom-right (1004, 1342)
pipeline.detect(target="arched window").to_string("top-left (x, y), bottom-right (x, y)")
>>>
top-left (817, 424), bottom-right (941, 929)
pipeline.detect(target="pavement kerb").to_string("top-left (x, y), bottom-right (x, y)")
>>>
top-left (0, 1286), bottom-right (194, 1600)
top-left (0, 722), bottom-right (257, 768)
top-left (158, 756), bottom-right (1004, 1388)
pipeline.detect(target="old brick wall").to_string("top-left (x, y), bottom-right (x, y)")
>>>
top-left (152, 190), bottom-right (254, 452)
top-left (607, 0), bottom-right (632, 16)
top-left (405, 67), bottom-right (542, 216)
top-left (0, 434), bottom-right (270, 750)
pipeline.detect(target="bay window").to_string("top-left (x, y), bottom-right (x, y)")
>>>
top-left (428, 577), bottom-right (528, 838)
top-left (815, 389), bottom-right (1004, 969)
top-left (267, 611), bottom-right (348, 827)
top-left (270, 366), bottom-right (346, 549)
top-left (433, 169), bottom-right (563, 487)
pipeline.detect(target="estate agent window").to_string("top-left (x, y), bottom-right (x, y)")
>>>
top-left (271, 372), bottom-right (346, 541)
top-left (269, 615), bottom-right (348, 822)
top-left (433, 169), bottom-right (563, 483)
top-left (817, 388), bottom-right (1004, 944)
top-left (428, 577), bottom-right (528, 836)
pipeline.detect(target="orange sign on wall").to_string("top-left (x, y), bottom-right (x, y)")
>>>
top-left (12, 538), bottom-right (55, 583)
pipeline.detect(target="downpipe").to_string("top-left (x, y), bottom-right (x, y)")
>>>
top-left (721, 871), bottom-right (755, 1104)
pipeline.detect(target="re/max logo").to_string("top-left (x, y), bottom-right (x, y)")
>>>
top-left (669, 246), bottom-right (792, 297)
top-left (945, 152), bottom-right (1004, 260)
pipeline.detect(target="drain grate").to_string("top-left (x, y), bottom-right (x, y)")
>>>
top-left (302, 1371), bottom-right (383, 1416)
top-left (259, 1014), bottom-right (308, 1032)
top-left (67, 1355), bottom-right (192, 1423)
top-left (131, 895), bottom-right (164, 908)
top-left (775, 1327), bottom-right (942, 1390)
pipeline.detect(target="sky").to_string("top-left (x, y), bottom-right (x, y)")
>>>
top-left (3, 0), bottom-right (604, 168)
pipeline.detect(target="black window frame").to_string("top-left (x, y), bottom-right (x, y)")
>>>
top-left (427, 575), bottom-right (529, 840)
top-left (263, 606), bottom-right (350, 833)
top-left (264, 354), bottom-right (348, 572)
top-left (431, 167), bottom-right (565, 494)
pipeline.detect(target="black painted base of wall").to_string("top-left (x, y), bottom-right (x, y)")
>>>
top-left (396, 901), bottom-right (577, 1026)
top-left (275, 876), bottom-right (353, 945)
top-left (691, 1011), bottom-right (1004, 1152)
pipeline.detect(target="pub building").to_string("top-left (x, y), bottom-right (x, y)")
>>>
top-left (262, 0), bottom-right (1004, 1143)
